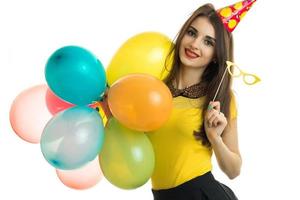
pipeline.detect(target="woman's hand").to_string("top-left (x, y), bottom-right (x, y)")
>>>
top-left (204, 101), bottom-right (227, 142)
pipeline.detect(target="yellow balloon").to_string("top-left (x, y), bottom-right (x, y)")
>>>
top-left (106, 32), bottom-right (174, 86)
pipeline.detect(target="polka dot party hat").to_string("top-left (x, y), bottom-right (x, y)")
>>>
top-left (218, 0), bottom-right (257, 32)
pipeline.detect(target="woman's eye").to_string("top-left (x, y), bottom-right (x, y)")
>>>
top-left (187, 30), bottom-right (196, 37)
top-left (204, 40), bottom-right (214, 47)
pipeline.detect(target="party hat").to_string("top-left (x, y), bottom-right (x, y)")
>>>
top-left (217, 0), bottom-right (256, 32)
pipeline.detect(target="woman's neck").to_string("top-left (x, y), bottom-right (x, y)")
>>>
top-left (174, 65), bottom-right (206, 89)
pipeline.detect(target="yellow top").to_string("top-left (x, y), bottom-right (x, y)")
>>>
top-left (147, 95), bottom-right (237, 190)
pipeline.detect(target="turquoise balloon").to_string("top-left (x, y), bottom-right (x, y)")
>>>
top-left (41, 106), bottom-right (105, 170)
top-left (45, 46), bottom-right (106, 105)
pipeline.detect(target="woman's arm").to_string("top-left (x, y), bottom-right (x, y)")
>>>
top-left (205, 101), bottom-right (242, 179)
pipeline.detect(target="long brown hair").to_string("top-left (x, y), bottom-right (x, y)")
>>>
top-left (164, 4), bottom-right (234, 147)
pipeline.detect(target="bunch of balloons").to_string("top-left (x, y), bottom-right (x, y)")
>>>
top-left (10, 32), bottom-right (174, 190)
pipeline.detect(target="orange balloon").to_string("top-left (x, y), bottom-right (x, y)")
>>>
top-left (108, 74), bottom-right (172, 132)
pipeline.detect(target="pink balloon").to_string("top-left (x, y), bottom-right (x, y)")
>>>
top-left (10, 84), bottom-right (52, 143)
top-left (46, 88), bottom-right (74, 115)
top-left (56, 158), bottom-right (103, 190)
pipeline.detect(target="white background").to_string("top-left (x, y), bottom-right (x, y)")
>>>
top-left (1, 0), bottom-right (299, 199)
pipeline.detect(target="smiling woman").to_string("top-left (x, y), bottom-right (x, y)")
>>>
top-left (179, 17), bottom-right (216, 68)
top-left (147, 1), bottom-right (257, 199)
top-left (1, 0), bottom-right (274, 199)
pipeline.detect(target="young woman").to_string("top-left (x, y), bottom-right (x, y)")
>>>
top-left (147, 2), bottom-right (256, 199)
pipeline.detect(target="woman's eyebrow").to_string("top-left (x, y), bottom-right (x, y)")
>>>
top-left (190, 25), bottom-right (216, 42)
top-left (206, 35), bottom-right (216, 43)
top-left (189, 26), bottom-right (198, 33)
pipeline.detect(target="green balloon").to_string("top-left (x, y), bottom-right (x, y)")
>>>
top-left (99, 118), bottom-right (155, 189)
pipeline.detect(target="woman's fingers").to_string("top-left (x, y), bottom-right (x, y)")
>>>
top-left (208, 101), bottom-right (221, 112)
top-left (206, 101), bottom-right (224, 128)
top-left (207, 109), bottom-right (218, 127)
top-left (212, 115), bottom-right (220, 127)
top-left (206, 110), bottom-right (225, 127)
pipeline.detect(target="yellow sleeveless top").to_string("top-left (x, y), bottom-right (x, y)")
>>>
top-left (147, 95), bottom-right (237, 190)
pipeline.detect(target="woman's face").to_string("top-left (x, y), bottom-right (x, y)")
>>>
top-left (179, 16), bottom-right (216, 69)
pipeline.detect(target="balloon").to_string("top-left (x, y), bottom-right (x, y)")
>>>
top-left (106, 32), bottom-right (173, 86)
top-left (99, 118), bottom-right (155, 189)
top-left (10, 84), bottom-right (52, 143)
top-left (41, 106), bottom-right (104, 170)
top-left (45, 46), bottom-right (107, 105)
top-left (56, 158), bottom-right (103, 190)
top-left (46, 88), bottom-right (74, 115)
top-left (108, 74), bottom-right (173, 132)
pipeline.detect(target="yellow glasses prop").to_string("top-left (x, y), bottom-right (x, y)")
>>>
top-left (212, 61), bottom-right (261, 102)
top-left (225, 61), bottom-right (261, 85)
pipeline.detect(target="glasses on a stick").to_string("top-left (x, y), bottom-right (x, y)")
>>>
top-left (212, 61), bottom-right (261, 102)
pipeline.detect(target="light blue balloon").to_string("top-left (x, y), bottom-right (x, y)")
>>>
top-left (41, 106), bottom-right (105, 170)
top-left (45, 46), bottom-right (107, 105)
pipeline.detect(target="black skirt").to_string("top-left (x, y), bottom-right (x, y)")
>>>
top-left (152, 172), bottom-right (238, 200)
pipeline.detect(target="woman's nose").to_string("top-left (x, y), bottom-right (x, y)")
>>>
top-left (190, 39), bottom-right (199, 50)
top-left (190, 38), bottom-right (202, 52)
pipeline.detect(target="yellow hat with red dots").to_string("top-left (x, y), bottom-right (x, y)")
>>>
top-left (218, 0), bottom-right (257, 32)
